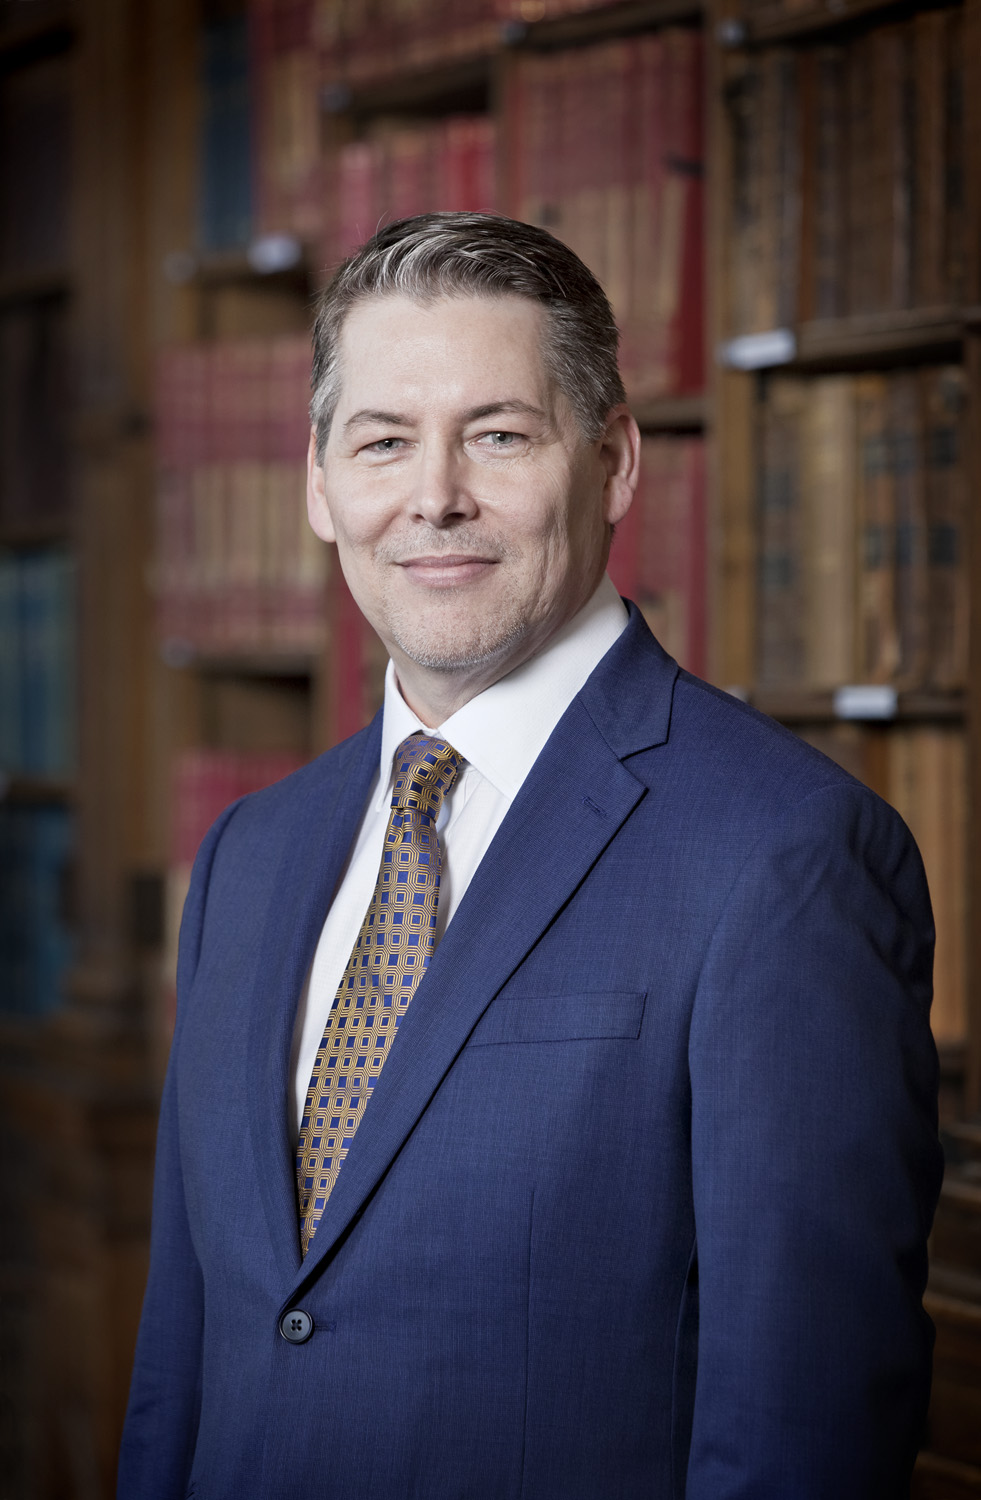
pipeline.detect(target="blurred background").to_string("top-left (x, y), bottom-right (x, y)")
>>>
top-left (0, 0), bottom-right (978, 1493)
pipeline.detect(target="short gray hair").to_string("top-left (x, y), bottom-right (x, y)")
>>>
top-left (310, 211), bottom-right (625, 462)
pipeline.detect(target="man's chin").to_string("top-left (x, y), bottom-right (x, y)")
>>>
top-left (390, 618), bottom-right (530, 677)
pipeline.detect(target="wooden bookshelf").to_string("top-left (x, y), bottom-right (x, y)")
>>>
top-left (1, 0), bottom-right (976, 1492)
top-left (709, 0), bottom-right (981, 1485)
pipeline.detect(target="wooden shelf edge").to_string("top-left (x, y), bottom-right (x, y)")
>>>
top-left (327, 0), bottom-right (704, 111)
top-left (739, 0), bottom-right (954, 46)
top-left (0, 773), bottom-right (75, 806)
top-left (163, 244), bottom-right (313, 291)
top-left (0, 268), bottom-right (71, 306)
top-left (749, 688), bottom-right (966, 723)
top-left (519, 0), bottom-right (704, 50)
top-left (631, 391), bottom-right (709, 430)
top-left (0, 7), bottom-right (75, 69)
top-left (795, 308), bottom-right (970, 368)
top-left (0, 515), bottom-right (73, 549)
top-left (169, 650), bottom-right (321, 679)
top-left (331, 54), bottom-right (492, 117)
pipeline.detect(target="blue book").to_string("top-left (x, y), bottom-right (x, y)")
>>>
top-left (0, 804), bottom-right (73, 1015)
top-left (198, 14), bottom-right (253, 251)
top-left (0, 553), bottom-right (20, 773)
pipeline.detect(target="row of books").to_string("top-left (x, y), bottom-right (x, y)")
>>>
top-left (0, 550), bottom-right (75, 778)
top-left (312, 0), bottom-right (624, 83)
top-left (757, 366), bottom-right (967, 693)
top-left (0, 805), bottom-right (73, 1017)
top-left (330, 115), bottom-right (496, 266)
top-left (800, 721), bottom-right (965, 1046)
top-left (246, 0), bottom-right (633, 245)
top-left (506, 29), bottom-right (704, 399)
top-left (607, 435), bottom-right (706, 678)
top-left (154, 338), bottom-right (329, 656)
top-left (726, 9), bottom-right (966, 335)
top-left (0, 300), bottom-right (71, 531)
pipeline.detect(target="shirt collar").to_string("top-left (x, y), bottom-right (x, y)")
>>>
top-left (377, 573), bottom-right (629, 805)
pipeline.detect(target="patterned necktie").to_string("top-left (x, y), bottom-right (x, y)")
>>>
top-left (296, 732), bottom-right (462, 1256)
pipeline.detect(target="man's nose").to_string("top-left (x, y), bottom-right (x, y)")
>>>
top-left (410, 443), bottom-right (477, 525)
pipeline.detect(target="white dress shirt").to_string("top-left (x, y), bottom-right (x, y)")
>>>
top-left (289, 572), bottom-right (629, 1136)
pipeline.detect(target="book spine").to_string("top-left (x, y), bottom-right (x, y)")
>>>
top-left (921, 364), bottom-right (968, 688)
top-left (854, 374), bottom-right (900, 683)
top-left (756, 378), bottom-right (807, 689)
top-left (889, 371), bottom-right (929, 688)
top-left (803, 376), bottom-right (857, 689)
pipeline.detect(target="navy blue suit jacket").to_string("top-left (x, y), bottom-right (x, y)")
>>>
top-left (119, 607), bottom-right (942, 1499)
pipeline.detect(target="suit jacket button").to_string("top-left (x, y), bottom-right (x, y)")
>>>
top-left (279, 1308), bottom-right (314, 1343)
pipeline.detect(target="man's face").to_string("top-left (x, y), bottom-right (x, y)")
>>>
top-left (308, 293), bottom-right (631, 694)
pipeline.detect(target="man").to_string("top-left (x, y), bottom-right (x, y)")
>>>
top-left (119, 213), bottom-right (941, 1499)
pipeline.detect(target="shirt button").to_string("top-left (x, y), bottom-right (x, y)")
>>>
top-left (279, 1308), bottom-right (314, 1343)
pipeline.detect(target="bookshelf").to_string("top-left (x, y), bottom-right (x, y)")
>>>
top-left (709, 0), bottom-right (981, 1486)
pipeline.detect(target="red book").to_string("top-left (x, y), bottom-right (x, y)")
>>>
top-left (250, 0), bottom-right (324, 240)
top-left (665, 29), bottom-right (705, 394)
top-left (608, 435), bottom-right (707, 677)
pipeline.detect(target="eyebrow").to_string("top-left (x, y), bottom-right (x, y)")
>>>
top-left (342, 399), bottom-right (551, 434)
top-left (343, 409), bottom-right (411, 433)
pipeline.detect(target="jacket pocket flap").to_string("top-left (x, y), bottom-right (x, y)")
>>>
top-left (468, 991), bottom-right (647, 1046)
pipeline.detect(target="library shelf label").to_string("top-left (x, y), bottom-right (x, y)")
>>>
top-left (832, 684), bottom-right (898, 721)
top-left (718, 329), bottom-right (795, 370)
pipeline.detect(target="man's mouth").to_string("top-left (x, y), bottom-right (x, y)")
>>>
top-left (396, 554), bottom-right (499, 586)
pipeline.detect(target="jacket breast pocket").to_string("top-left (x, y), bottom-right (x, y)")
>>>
top-left (467, 990), bottom-right (647, 1046)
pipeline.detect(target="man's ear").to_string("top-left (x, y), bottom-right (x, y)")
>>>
top-left (306, 427), bottom-right (336, 544)
top-left (599, 406), bottom-right (641, 527)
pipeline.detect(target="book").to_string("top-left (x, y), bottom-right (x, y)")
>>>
top-left (726, 9), bottom-right (967, 335)
top-left (509, 30), bottom-right (704, 399)
top-left (329, 114), bottom-right (496, 267)
top-left (199, 12), bottom-right (254, 251)
top-left (607, 435), bottom-right (707, 677)
top-left (0, 548), bottom-right (76, 777)
top-left (754, 366), bottom-right (967, 694)
top-left (921, 365), bottom-right (968, 690)
top-left (0, 803), bottom-right (73, 1016)
top-left (802, 375), bottom-right (857, 689)
top-left (251, 0), bottom-right (324, 242)
top-left (154, 336), bottom-right (330, 657)
top-left (756, 376), bottom-right (807, 689)
top-left (853, 375), bottom-right (899, 684)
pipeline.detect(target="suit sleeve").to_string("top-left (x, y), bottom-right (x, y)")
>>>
top-left (117, 800), bottom-right (243, 1500)
top-left (685, 781), bottom-right (943, 1500)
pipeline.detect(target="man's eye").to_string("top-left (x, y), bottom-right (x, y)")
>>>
top-left (364, 437), bottom-right (404, 454)
top-left (478, 431), bottom-right (519, 448)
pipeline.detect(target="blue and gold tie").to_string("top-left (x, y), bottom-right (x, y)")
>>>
top-left (296, 732), bottom-right (462, 1256)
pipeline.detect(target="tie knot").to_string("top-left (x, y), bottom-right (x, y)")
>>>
top-left (391, 732), bottom-right (461, 819)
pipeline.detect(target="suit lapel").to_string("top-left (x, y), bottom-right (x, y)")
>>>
top-left (293, 614), bottom-right (678, 1289)
top-left (246, 716), bottom-right (382, 1278)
